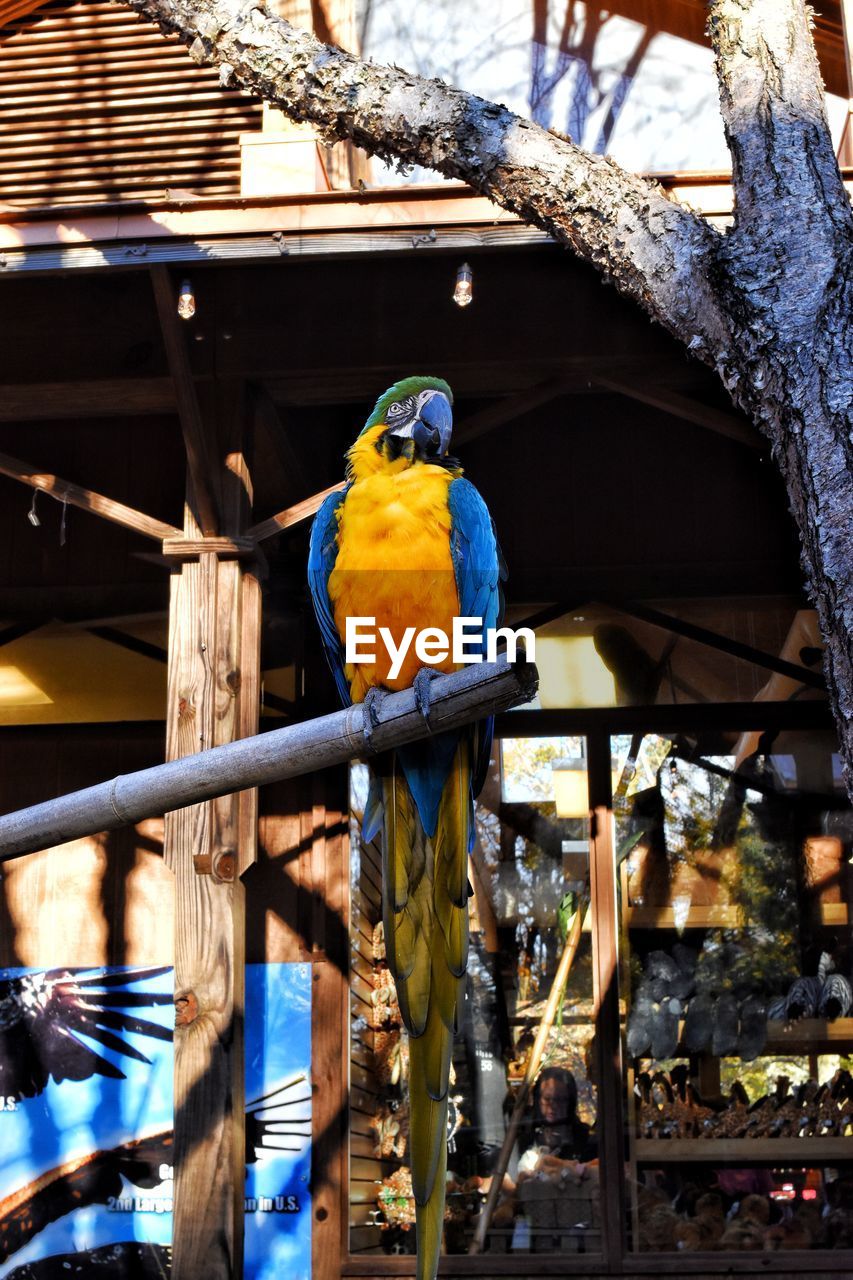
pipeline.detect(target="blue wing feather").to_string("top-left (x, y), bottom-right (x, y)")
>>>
top-left (448, 478), bottom-right (504, 643)
top-left (307, 486), bottom-right (352, 708)
top-left (448, 478), bottom-right (505, 807)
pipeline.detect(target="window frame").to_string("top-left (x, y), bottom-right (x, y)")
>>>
top-left (335, 697), bottom-right (853, 1277)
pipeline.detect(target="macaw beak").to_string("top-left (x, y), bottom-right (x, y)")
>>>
top-left (413, 390), bottom-right (452, 457)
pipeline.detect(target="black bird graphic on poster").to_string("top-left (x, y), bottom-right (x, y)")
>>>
top-left (0, 967), bottom-right (173, 1102)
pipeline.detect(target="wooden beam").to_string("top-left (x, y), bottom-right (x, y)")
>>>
top-left (587, 740), bottom-right (628, 1268)
top-left (612, 598), bottom-right (826, 690)
top-left (165, 554), bottom-right (246, 1280)
top-left (454, 375), bottom-right (577, 446)
top-left (163, 376), bottom-right (258, 1278)
top-left (249, 380), bottom-right (310, 496)
top-left (0, 655), bottom-right (539, 860)
top-left (248, 372), bottom-right (598, 543)
top-left (0, 378), bottom-right (176, 423)
top-left (249, 480), bottom-right (346, 543)
top-left (86, 625), bottom-right (167, 664)
top-left (259, 356), bottom-right (675, 408)
top-left (248, 371), bottom-right (599, 544)
top-left (0, 359), bottom-right (675, 427)
top-left (161, 535), bottom-right (255, 561)
top-left (150, 264), bottom-right (219, 536)
top-left (593, 375), bottom-right (763, 450)
top-left (0, 447), bottom-right (181, 541)
top-left (0, 620), bottom-right (46, 648)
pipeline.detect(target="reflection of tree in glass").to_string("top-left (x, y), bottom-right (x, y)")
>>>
top-left (530, 3), bottom-right (653, 152)
top-left (501, 736), bottom-right (584, 804)
top-left (660, 754), bottom-right (731, 860)
top-left (720, 1054), bottom-right (810, 1101)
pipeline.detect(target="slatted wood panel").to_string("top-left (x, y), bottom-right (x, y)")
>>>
top-left (349, 831), bottom-right (407, 1254)
top-left (0, 0), bottom-right (262, 208)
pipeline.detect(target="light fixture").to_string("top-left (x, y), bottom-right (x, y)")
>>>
top-left (177, 279), bottom-right (196, 320)
top-left (27, 491), bottom-right (40, 527)
top-left (552, 756), bottom-right (589, 818)
top-left (453, 261), bottom-right (473, 307)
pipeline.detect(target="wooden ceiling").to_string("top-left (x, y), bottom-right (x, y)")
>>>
top-left (0, 247), bottom-right (802, 620)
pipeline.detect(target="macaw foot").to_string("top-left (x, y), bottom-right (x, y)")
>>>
top-left (412, 666), bottom-right (442, 726)
top-left (361, 685), bottom-right (389, 750)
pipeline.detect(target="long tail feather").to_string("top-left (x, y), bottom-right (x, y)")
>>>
top-left (380, 742), bottom-right (471, 1280)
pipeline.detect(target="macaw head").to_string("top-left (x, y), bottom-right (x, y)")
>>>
top-left (347, 376), bottom-right (456, 478)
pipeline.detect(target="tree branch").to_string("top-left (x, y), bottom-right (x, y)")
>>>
top-left (706, 0), bottom-right (853, 791)
top-left (119, 0), bottom-right (734, 361)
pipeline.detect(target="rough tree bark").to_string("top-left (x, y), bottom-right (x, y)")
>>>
top-left (121, 0), bottom-right (853, 787)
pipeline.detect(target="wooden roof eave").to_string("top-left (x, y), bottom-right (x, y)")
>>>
top-left (0, 175), bottom-right (743, 260)
top-left (0, 173), bottom-right (850, 267)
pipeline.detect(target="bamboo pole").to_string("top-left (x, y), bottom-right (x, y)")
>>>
top-left (468, 897), bottom-right (587, 1254)
top-left (0, 655), bottom-right (538, 861)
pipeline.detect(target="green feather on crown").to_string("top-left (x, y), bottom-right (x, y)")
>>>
top-left (360, 375), bottom-right (453, 434)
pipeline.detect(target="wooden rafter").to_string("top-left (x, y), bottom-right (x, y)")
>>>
top-left (150, 264), bottom-right (219, 536)
top-left (454, 375), bottom-right (578, 446)
top-left (248, 378), bottom-right (580, 543)
top-left (613, 598), bottom-right (826, 689)
top-left (82, 622), bottom-right (293, 715)
top-left (0, 620), bottom-right (45, 647)
top-left (249, 380), bottom-right (309, 494)
top-left (0, 379), bottom-right (176, 423)
top-left (593, 375), bottom-right (763, 450)
top-left (249, 480), bottom-right (346, 542)
top-left (0, 448), bottom-right (181, 542)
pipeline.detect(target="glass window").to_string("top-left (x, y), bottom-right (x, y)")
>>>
top-left (348, 737), bottom-right (601, 1259)
top-left (615, 727), bottom-right (853, 1253)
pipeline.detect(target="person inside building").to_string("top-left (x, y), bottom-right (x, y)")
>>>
top-left (513, 1067), bottom-right (600, 1253)
top-left (518, 1066), bottom-right (598, 1174)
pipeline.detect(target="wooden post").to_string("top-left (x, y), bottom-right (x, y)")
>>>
top-left (587, 732), bottom-right (627, 1266)
top-left (164, 381), bottom-right (259, 1280)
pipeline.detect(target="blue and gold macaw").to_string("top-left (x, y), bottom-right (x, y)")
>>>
top-left (308, 376), bottom-right (503, 1279)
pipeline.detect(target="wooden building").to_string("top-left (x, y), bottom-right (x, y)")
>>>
top-left (1, 1), bottom-right (853, 1278)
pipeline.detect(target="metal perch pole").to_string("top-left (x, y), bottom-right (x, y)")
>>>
top-left (0, 655), bottom-right (538, 861)
top-left (469, 897), bottom-right (588, 1254)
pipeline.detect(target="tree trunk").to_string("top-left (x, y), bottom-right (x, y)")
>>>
top-left (708, 0), bottom-right (853, 786)
top-left (119, 0), bottom-right (853, 789)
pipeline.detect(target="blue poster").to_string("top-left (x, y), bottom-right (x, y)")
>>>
top-left (0, 963), bottom-right (312, 1279)
top-left (245, 963), bottom-right (312, 1280)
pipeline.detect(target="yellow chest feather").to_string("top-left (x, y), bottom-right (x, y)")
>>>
top-left (328, 465), bottom-right (460, 698)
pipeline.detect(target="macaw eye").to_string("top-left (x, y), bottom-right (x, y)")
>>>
top-left (387, 396), bottom-right (415, 422)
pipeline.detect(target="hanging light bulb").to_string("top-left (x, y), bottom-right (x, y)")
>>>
top-left (453, 261), bottom-right (473, 307)
top-left (177, 279), bottom-right (196, 320)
